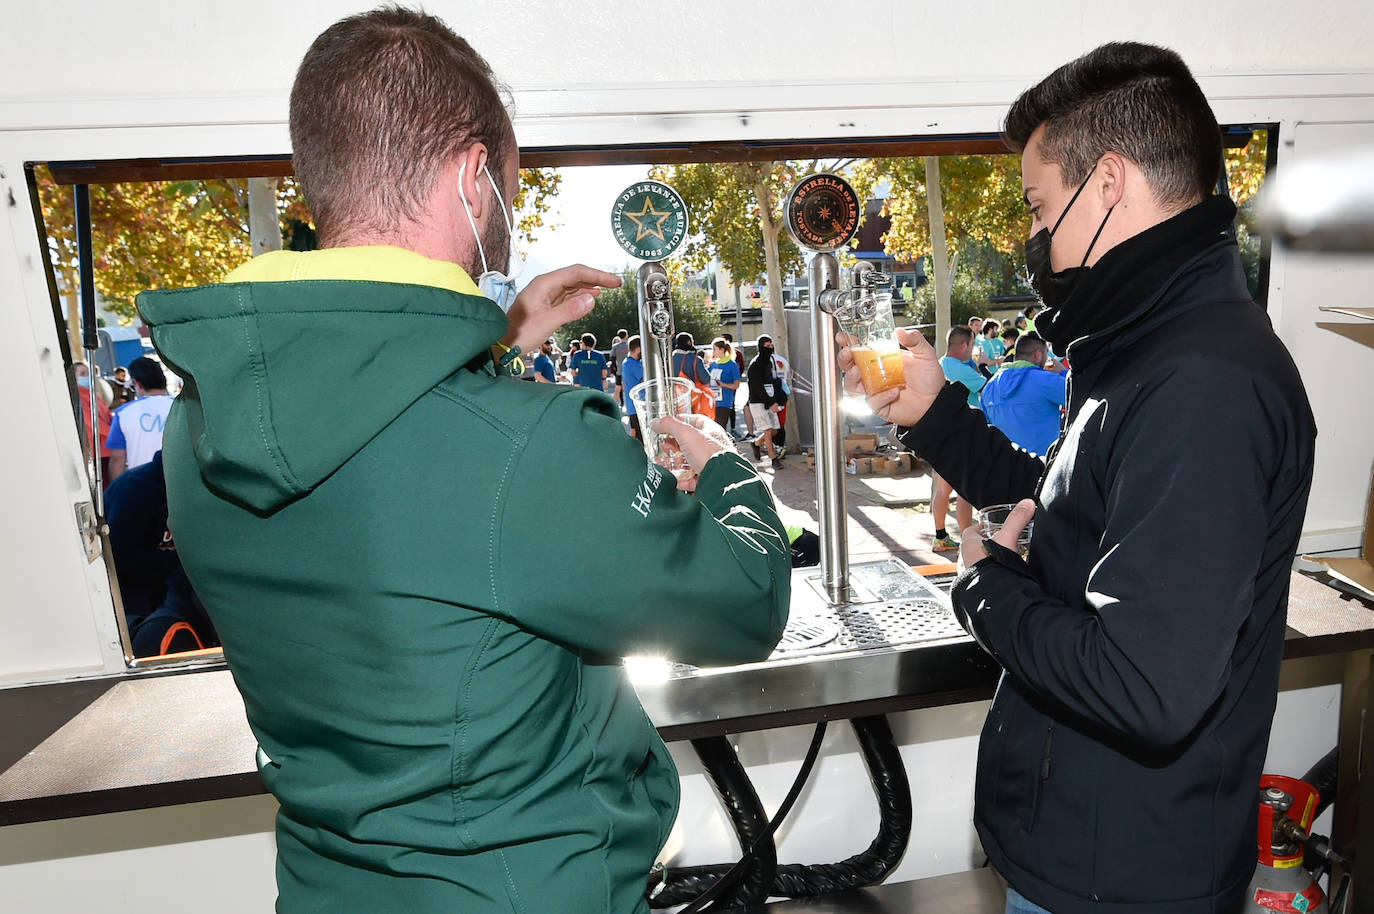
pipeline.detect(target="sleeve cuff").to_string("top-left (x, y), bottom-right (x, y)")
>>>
top-left (949, 540), bottom-right (1036, 658)
top-left (895, 382), bottom-right (971, 454)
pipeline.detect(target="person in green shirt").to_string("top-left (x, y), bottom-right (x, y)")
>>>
top-left (139, 9), bottom-right (790, 913)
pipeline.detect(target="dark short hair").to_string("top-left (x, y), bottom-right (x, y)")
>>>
top-left (627, 334), bottom-right (642, 353)
top-left (674, 332), bottom-right (695, 351)
top-left (290, 6), bottom-right (513, 240)
top-left (947, 326), bottom-right (974, 347)
top-left (1001, 327), bottom-right (1020, 343)
top-left (580, 333), bottom-right (596, 348)
top-left (1015, 335), bottom-right (1048, 362)
top-left (129, 356), bottom-right (167, 392)
top-left (1003, 42), bottom-right (1221, 210)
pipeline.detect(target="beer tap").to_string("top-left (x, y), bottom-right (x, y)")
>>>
top-left (785, 174), bottom-right (863, 604)
top-left (637, 263), bottom-right (675, 388)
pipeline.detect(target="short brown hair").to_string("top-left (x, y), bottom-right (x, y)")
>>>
top-left (290, 5), bottom-right (513, 240)
top-left (1003, 42), bottom-right (1220, 210)
top-left (947, 326), bottom-right (974, 348)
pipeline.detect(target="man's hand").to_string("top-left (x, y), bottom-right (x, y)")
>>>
top-left (1045, 357), bottom-right (1065, 374)
top-left (501, 265), bottom-right (622, 355)
top-left (652, 414), bottom-right (736, 492)
top-left (958, 499), bottom-right (1036, 571)
top-left (836, 326), bottom-right (946, 427)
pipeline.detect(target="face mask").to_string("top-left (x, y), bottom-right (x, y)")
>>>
top-left (76, 376), bottom-right (92, 389)
top-left (458, 161), bottom-right (525, 312)
top-left (1024, 162), bottom-right (1112, 311)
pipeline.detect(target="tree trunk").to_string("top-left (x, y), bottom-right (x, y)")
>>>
top-left (60, 266), bottom-right (84, 360)
top-left (752, 166), bottom-right (799, 447)
top-left (925, 156), bottom-right (952, 356)
top-left (248, 178), bottom-right (282, 257)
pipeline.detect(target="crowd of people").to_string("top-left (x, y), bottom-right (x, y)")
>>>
top-left (526, 327), bottom-right (795, 470)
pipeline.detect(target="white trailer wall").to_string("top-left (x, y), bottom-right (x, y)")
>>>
top-left (0, 0), bottom-right (1370, 907)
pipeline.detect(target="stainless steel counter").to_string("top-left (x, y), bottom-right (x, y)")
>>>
top-left (1, 567), bottom-right (1371, 828)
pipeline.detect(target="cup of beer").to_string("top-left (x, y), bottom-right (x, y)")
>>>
top-left (839, 289), bottom-right (905, 395)
top-left (629, 377), bottom-right (693, 480)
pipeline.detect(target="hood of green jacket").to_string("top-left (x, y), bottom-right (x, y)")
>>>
top-left (138, 280), bottom-right (506, 515)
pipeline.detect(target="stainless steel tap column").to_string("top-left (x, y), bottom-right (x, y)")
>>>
top-left (636, 261), bottom-right (675, 386)
top-left (808, 253), bottom-right (848, 603)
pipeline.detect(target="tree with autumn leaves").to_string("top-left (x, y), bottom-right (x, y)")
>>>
top-left (37, 167), bottom-right (562, 358)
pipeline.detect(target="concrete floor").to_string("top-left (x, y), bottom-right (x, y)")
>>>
top-left (737, 439), bottom-right (957, 569)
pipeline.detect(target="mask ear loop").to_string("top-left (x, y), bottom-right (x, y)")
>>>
top-left (1049, 161), bottom-right (1099, 238)
top-left (1078, 207), bottom-right (1113, 268)
top-left (457, 161), bottom-right (490, 275)
top-left (482, 166), bottom-right (522, 282)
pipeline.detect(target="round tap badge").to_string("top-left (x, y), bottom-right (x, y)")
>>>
top-left (611, 181), bottom-right (689, 261)
top-left (785, 174), bottom-right (861, 253)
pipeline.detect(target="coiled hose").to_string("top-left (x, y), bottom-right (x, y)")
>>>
top-left (650, 715), bottom-right (912, 908)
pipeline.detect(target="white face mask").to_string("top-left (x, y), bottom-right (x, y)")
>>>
top-left (458, 161), bottom-right (525, 312)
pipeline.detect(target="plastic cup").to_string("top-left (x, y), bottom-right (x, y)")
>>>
top-left (838, 290), bottom-right (905, 394)
top-left (978, 503), bottom-right (1033, 557)
top-left (629, 377), bottom-right (693, 480)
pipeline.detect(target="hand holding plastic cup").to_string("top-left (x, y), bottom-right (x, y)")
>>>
top-left (836, 289), bottom-right (905, 395)
top-left (629, 377), bottom-right (693, 480)
top-left (978, 502), bottom-right (1034, 557)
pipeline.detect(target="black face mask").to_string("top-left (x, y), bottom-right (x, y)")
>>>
top-left (1024, 163), bottom-right (1113, 311)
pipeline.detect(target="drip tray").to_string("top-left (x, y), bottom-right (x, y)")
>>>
top-left (645, 559), bottom-right (966, 680)
top-left (772, 558), bottom-right (963, 660)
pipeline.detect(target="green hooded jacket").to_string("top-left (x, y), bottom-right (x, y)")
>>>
top-left (139, 248), bottom-right (790, 914)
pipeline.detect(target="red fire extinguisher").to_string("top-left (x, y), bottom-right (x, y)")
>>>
top-left (1245, 775), bottom-right (1328, 913)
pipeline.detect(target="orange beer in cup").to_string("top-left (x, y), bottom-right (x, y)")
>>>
top-left (851, 346), bottom-right (905, 394)
top-left (838, 285), bottom-right (905, 395)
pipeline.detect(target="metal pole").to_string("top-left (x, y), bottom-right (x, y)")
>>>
top-left (75, 184), bottom-right (106, 516)
top-left (808, 253), bottom-right (847, 603)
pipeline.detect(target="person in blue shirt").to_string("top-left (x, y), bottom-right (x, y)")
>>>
top-left (939, 326), bottom-right (987, 408)
top-left (708, 337), bottom-right (742, 435)
top-left (619, 335), bottom-right (645, 437)
top-left (532, 338), bottom-right (558, 383)
top-left (929, 326), bottom-right (987, 549)
top-left (568, 332), bottom-right (607, 390)
top-left (979, 320), bottom-right (1006, 370)
top-left (979, 334), bottom-right (1067, 457)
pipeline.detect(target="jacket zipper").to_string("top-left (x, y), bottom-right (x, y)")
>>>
top-left (1027, 720), bottom-right (1055, 831)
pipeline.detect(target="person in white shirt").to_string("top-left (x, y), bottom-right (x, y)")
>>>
top-left (105, 356), bottom-right (174, 483)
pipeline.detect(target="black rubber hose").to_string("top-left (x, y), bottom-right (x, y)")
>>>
top-left (651, 715), bottom-right (913, 905)
top-left (685, 735), bottom-right (778, 908)
top-left (769, 715), bottom-right (912, 897)
top-left (1301, 746), bottom-right (1339, 819)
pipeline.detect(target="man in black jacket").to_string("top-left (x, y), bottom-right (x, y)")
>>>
top-left (747, 334), bottom-right (785, 469)
top-left (841, 43), bottom-right (1315, 914)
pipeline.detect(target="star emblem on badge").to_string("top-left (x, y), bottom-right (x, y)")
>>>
top-left (625, 198), bottom-right (672, 243)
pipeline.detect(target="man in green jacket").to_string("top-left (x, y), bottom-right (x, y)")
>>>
top-left (138, 9), bottom-right (791, 913)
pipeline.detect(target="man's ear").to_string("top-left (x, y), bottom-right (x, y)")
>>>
top-left (1098, 152), bottom-right (1129, 209)
top-left (455, 143), bottom-right (490, 220)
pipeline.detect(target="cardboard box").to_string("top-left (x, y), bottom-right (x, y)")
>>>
top-left (844, 434), bottom-right (879, 455)
top-left (1306, 473), bottom-right (1374, 599)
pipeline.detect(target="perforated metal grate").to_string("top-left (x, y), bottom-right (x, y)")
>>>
top-left (773, 598), bottom-right (964, 659)
top-left (773, 616), bottom-right (842, 652)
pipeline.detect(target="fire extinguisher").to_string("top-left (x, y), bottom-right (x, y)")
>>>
top-left (1244, 774), bottom-right (1348, 914)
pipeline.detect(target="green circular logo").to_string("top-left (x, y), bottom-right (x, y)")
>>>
top-left (611, 181), bottom-right (689, 261)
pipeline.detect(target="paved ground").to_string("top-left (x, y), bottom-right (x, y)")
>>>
top-left (731, 438), bottom-right (958, 569)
